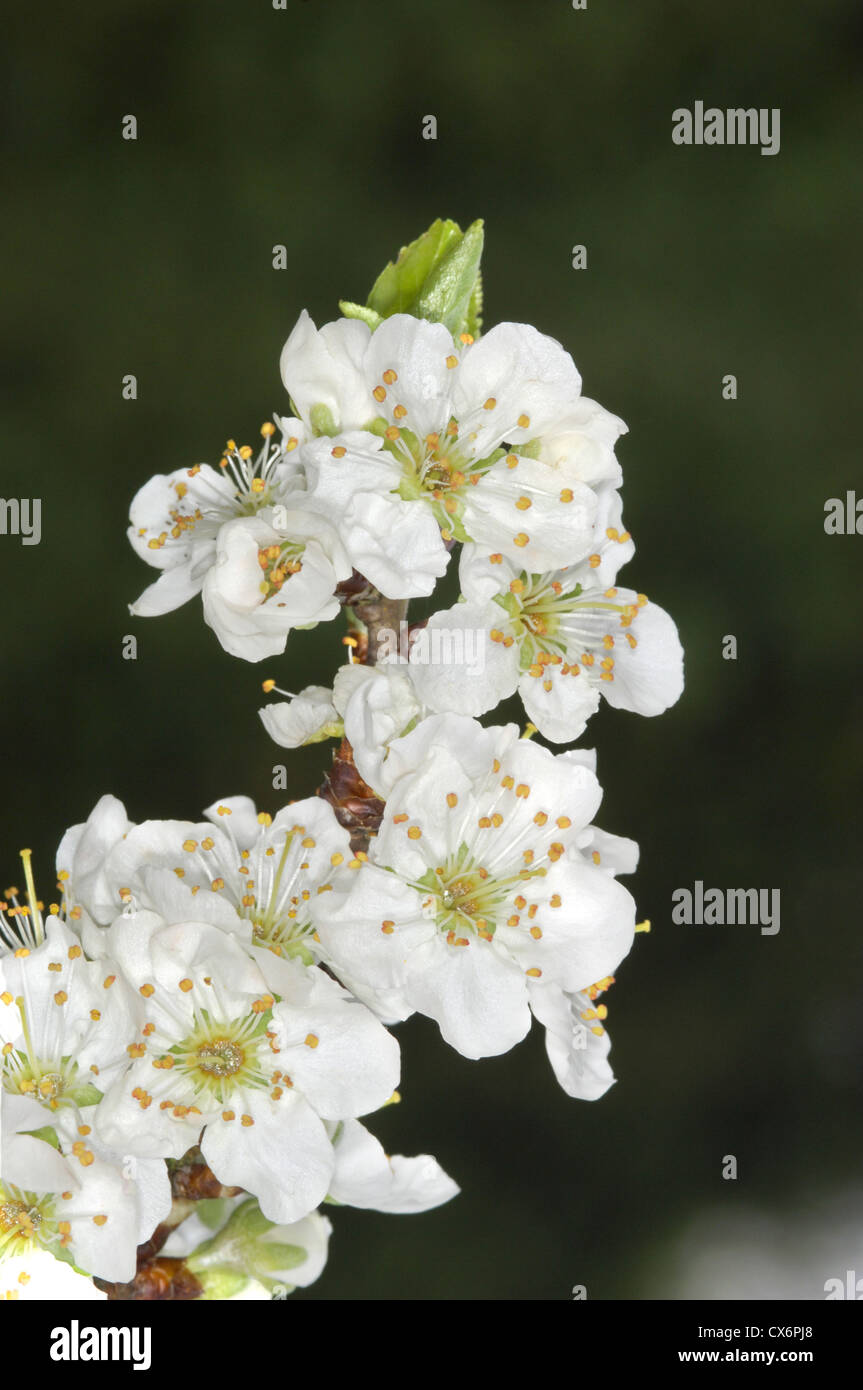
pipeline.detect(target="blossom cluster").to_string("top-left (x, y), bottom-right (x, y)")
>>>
top-left (2, 221), bottom-right (683, 1299)
top-left (0, 806), bottom-right (457, 1299)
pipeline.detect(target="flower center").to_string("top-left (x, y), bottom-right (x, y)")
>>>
top-left (257, 541), bottom-right (305, 595)
top-left (196, 1039), bottom-right (245, 1079)
top-left (429, 860), bottom-right (515, 942)
top-left (0, 1192), bottom-right (50, 1257)
top-left (172, 1011), bottom-right (271, 1105)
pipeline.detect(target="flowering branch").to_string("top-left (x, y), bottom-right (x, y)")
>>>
top-left (0, 217), bottom-right (683, 1302)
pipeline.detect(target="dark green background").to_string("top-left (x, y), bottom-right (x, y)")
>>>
top-left (3, 0), bottom-right (861, 1299)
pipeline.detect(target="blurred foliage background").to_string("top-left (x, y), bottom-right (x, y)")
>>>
top-left (2, 0), bottom-right (862, 1299)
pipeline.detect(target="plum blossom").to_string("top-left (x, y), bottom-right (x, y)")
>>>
top-left (90, 795), bottom-right (358, 995)
top-left (410, 505), bottom-right (683, 743)
top-left (312, 715), bottom-right (636, 1058)
top-left (202, 507), bottom-right (352, 661)
top-left (94, 916), bottom-right (400, 1225)
top-left (1, 1092), bottom-right (141, 1283)
top-left (258, 684), bottom-right (342, 749)
top-left (128, 423), bottom-right (304, 618)
top-left (292, 314), bottom-right (625, 590)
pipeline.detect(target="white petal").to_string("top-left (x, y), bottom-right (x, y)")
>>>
top-left (279, 311), bottom-right (376, 432)
top-left (403, 935), bottom-right (532, 1059)
top-left (271, 971), bottom-right (400, 1119)
top-left (363, 315), bottom-right (454, 439)
top-left (453, 322), bottom-right (582, 457)
top-left (407, 603), bottom-right (519, 717)
top-left (329, 1119), bottom-right (459, 1214)
top-left (519, 663), bottom-right (601, 743)
top-left (201, 1090), bottom-right (334, 1225)
top-left (259, 688), bottom-right (340, 748)
top-left (529, 981), bottom-right (616, 1100)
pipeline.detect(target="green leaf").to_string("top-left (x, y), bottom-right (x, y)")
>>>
top-left (357, 218), bottom-right (485, 337)
top-left (366, 219), bottom-right (463, 319)
top-left (414, 219), bottom-right (485, 335)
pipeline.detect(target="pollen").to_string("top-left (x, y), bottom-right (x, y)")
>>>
top-left (382, 368), bottom-right (398, 384)
top-left (445, 354), bottom-right (458, 369)
top-left (373, 385), bottom-right (387, 402)
top-left (407, 825), bottom-right (422, 840)
top-left (446, 793), bottom-right (458, 808)
top-left (483, 397), bottom-right (496, 411)
top-left (139, 984), bottom-right (155, 998)
top-left (304, 1033), bottom-right (319, 1049)
top-left (178, 978), bottom-right (194, 992)
top-left (515, 496), bottom-right (532, 510)
top-left (517, 413), bottom-right (531, 428)
top-left (513, 533), bottom-right (529, 548)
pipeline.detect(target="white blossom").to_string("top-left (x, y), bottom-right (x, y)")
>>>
top-left (293, 314), bottom-right (622, 589)
top-left (411, 511), bottom-right (683, 742)
top-left (202, 507), bottom-right (352, 662)
top-left (258, 684), bottom-right (342, 749)
top-left (94, 916), bottom-right (400, 1225)
top-left (312, 716), bottom-right (636, 1058)
top-left (128, 424), bottom-right (304, 618)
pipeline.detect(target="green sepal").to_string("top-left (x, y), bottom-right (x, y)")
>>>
top-left (338, 301), bottom-right (383, 331)
top-left (195, 1198), bottom-right (229, 1231)
top-left (309, 403), bottom-right (338, 437)
top-left (23, 1125), bottom-right (60, 1150)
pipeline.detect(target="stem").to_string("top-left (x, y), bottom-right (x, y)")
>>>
top-left (352, 594), bottom-right (409, 664)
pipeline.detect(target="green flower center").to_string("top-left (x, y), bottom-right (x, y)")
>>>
top-left (171, 1011), bottom-right (272, 1105)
